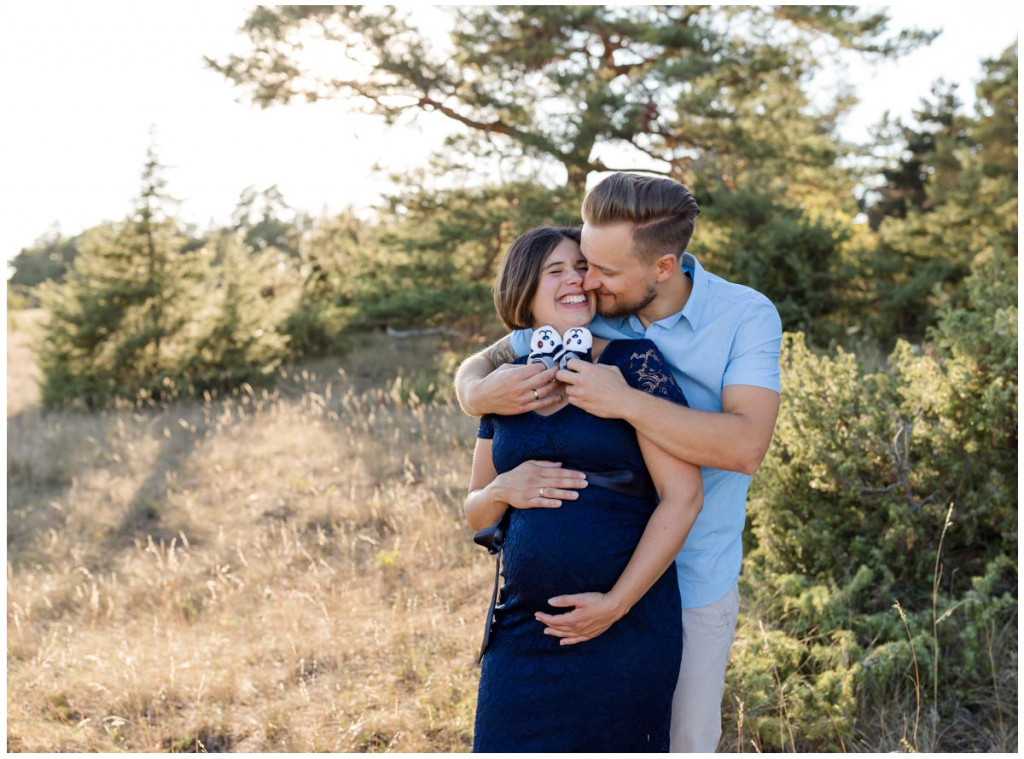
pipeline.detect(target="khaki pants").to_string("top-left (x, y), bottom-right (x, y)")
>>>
top-left (669, 585), bottom-right (740, 752)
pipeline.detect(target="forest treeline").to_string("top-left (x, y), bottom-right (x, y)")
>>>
top-left (7, 7), bottom-right (1017, 750)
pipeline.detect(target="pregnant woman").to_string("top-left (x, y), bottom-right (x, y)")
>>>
top-left (464, 226), bottom-right (703, 752)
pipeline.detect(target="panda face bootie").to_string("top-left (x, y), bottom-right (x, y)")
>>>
top-left (528, 326), bottom-right (593, 370)
top-left (559, 326), bottom-right (593, 369)
top-left (528, 325), bottom-right (564, 369)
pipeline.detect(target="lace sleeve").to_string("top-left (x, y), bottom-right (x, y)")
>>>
top-left (608, 340), bottom-right (688, 406)
top-left (478, 414), bottom-right (495, 439)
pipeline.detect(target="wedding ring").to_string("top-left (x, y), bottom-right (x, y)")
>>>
top-left (532, 388), bottom-right (539, 401)
top-left (539, 487), bottom-right (546, 497)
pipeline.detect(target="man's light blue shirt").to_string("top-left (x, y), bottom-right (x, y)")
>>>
top-left (510, 253), bottom-right (782, 608)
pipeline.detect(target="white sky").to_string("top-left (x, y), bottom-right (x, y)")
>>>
top-left (1, 2), bottom-right (1019, 266)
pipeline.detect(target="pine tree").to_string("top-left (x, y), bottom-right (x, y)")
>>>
top-left (8, 227), bottom-right (81, 290)
top-left (39, 146), bottom-right (204, 407)
top-left (858, 43), bottom-right (1018, 345)
top-left (187, 233), bottom-right (294, 394)
top-left (207, 6), bottom-right (931, 194)
top-left (229, 185), bottom-right (308, 258)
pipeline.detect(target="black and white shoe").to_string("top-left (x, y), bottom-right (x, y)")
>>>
top-left (528, 325), bottom-right (565, 368)
top-left (559, 327), bottom-right (593, 369)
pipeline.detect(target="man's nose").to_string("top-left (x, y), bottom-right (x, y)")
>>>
top-left (582, 268), bottom-right (600, 291)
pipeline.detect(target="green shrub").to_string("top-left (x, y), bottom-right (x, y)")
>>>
top-left (733, 251), bottom-right (1017, 750)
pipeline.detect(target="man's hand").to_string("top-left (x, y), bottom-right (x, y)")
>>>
top-left (464, 362), bottom-right (561, 416)
top-left (556, 359), bottom-right (634, 419)
top-left (534, 592), bottom-right (628, 645)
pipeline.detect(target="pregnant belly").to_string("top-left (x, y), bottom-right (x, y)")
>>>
top-left (500, 498), bottom-right (647, 610)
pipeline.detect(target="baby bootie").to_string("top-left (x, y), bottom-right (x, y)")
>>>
top-left (560, 327), bottom-right (593, 369)
top-left (528, 325), bottom-right (565, 369)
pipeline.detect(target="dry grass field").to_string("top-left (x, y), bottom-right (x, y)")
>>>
top-left (7, 310), bottom-right (491, 752)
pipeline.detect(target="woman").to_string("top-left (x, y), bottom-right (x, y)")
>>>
top-left (465, 226), bottom-right (703, 752)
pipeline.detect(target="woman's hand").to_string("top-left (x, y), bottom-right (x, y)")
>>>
top-left (493, 460), bottom-right (588, 510)
top-left (465, 443), bottom-right (588, 531)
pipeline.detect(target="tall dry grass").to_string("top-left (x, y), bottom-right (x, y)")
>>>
top-left (7, 315), bottom-right (490, 752)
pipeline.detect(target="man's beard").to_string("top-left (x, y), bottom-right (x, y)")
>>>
top-left (596, 282), bottom-right (657, 319)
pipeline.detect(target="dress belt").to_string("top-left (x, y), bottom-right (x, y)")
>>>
top-left (582, 468), bottom-right (654, 501)
top-left (475, 468), bottom-right (651, 663)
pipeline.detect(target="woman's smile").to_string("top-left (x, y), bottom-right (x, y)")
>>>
top-left (558, 292), bottom-right (590, 307)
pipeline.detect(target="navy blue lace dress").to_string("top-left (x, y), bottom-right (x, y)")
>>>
top-left (473, 339), bottom-right (688, 753)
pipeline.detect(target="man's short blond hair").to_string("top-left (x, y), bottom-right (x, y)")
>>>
top-left (582, 173), bottom-right (700, 264)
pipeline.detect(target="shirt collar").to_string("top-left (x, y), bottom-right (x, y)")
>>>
top-left (631, 252), bottom-right (709, 332)
top-left (676, 252), bottom-right (709, 331)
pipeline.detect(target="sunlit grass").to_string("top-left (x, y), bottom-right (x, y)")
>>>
top-left (7, 322), bottom-right (486, 752)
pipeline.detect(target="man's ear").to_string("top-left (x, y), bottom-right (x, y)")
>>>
top-left (653, 253), bottom-right (678, 283)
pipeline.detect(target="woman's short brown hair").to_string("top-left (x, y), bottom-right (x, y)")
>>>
top-left (493, 226), bottom-right (582, 330)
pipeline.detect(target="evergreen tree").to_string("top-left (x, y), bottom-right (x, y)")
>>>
top-left (696, 184), bottom-right (854, 344)
top-left (859, 43), bottom-right (1018, 346)
top-left (860, 84), bottom-right (963, 230)
top-left (229, 185), bottom-right (309, 258)
top-left (358, 177), bottom-right (584, 330)
top-left (280, 179), bottom-right (585, 346)
top-left (281, 207), bottom-right (381, 356)
top-left (187, 233), bottom-right (294, 393)
top-left (39, 146), bottom-right (205, 407)
top-left (8, 227), bottom-right (81, 290)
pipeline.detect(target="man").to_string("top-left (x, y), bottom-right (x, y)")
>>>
top-left (455, 172), bottom-right (782, 752)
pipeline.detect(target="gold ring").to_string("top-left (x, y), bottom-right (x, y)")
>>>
top-left (532, 388), bottom-right (539, 401)
top-left (539, 487), bottom-right (545, 497)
